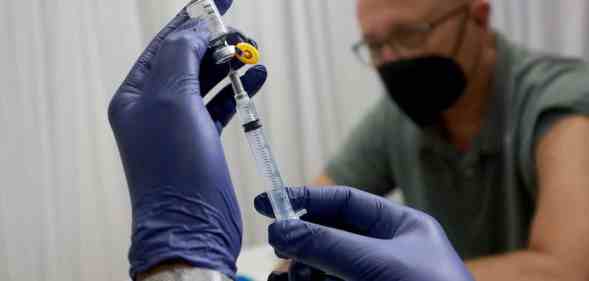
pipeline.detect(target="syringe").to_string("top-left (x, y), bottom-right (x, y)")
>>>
top-left (187, 0), bottom-right (303, 221)
top-left (231, 73), bottom-right (305, 221)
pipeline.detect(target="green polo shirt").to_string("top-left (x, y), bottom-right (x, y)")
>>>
top-left (326, 34), bottom-right (589, 259)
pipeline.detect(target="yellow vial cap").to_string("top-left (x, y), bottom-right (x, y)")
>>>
top-left (235, 43), bottom-right (260, 65)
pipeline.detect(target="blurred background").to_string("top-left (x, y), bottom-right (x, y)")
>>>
top-left (0, 0), bottom-right (588, 280)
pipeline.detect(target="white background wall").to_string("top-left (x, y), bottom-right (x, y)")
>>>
top-left (0, 1), bottom-right (588, 280)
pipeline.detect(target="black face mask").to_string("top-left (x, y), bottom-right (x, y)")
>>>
top-left (377, 56), bottom-right (467, 127)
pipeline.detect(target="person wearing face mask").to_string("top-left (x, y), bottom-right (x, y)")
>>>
top-left (272, 0), bottom-right (589, 280)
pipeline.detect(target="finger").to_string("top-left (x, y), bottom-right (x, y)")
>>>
top-left (207, 65), bottom-right (267, 133)
top-left (120, 0), bottom-right (237, 91)
top-left (199, 28), bottom-right (260, 95)
top-left (143, 21), bottom-right (211, 98)
top-left (226, 27), bottom-right (259, 50)
top-left (268, 220), bottom-right (373, 280)
top-left (122, 9), bottom-right (191, 90)
top-left (255, 186), bottom-right (408, 239)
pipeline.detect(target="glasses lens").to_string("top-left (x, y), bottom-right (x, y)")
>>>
top-left (393, 26), bottom-right (430, 52)
top-left (353, 42), bottom-right (374, 65)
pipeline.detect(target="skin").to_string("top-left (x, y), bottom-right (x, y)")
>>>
top-left (358, 0), bottom-right (496, 151)
top-left (276, 0), bottom-right (589, 280)
top-left (466, 116), bottom-right (589, 281)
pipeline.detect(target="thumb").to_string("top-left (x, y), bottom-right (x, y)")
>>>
top-left (207, 65), bottom-right (268, 133)
top-left (255, 186), bottom-right (403, 239)
top-left (268, 220), bottom-right (373, 280)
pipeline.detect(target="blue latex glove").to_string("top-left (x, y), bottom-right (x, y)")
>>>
top-left (109, 2), bottom-right (267, 279)
top-left (254, 187), bottom-right (474, 281)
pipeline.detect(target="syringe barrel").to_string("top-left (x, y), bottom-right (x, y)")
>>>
top-left (245, 127), bottom-right (298, 221)
top-left (187, 0), bottom-right (228, 42)
top-left (235, 94), bottom-right (298, 221)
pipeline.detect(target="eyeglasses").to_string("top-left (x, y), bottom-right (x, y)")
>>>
top-left (352, 2), bottom-right (470, 65)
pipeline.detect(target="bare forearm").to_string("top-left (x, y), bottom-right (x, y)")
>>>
top-left (467, 251), bottom-right (585, 281)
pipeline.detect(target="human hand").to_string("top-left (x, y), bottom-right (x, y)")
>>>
top-left (109, 3), bottom-right (267, 279)
top-left (255, 186), bottom-right (474, 281)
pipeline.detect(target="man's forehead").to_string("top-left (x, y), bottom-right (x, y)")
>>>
top-left (358, 0), bottom-right (431, 12)
top-left (358, 0), bottom-right (453, 17)
top-left (357, 0), bottom-right (459, 40)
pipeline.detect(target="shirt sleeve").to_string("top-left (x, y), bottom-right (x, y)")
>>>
top-left (517, 60), bottom-right (589, 198)
top-left (325, 97), bottom-right (397, 196)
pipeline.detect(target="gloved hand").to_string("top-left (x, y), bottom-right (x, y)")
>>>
top-left (254, 186), bottom-right (474, 281)
top-left (108, 2), bottom-right (267, 279)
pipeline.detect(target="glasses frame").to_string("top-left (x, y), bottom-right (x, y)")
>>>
top-left (352, 2), bottom-right (471, 65)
